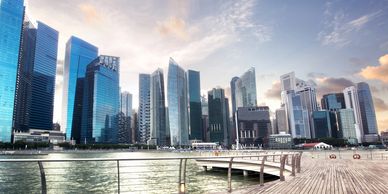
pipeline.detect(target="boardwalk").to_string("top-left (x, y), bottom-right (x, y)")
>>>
top-left (232, 151), bottom-right (388, 194)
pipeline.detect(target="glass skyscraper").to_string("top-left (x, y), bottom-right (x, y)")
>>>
top-left (188, 70), bottom-right (202, 141)
top-left (312, 110), bottom-right (332, 138)
top-left (357, 82), bottom-right (378, 135)
top-left (235, 67), bottom-right (257, 108)
top-left (343, 86), bottom-right (363, 143)
top-left (0, 0), bottom-right (24, 142)
top-left (118, 91), bottom-right (132, 144)
top-left (208, 88), bottom-right (230, 147)
top-left (321, 93), bottom-right (346, 111)
top-left (81, 55), bottom-right (120, 143)
top-left (337, 109), bottom-right (358, 144)
top-left (62, 36), bottom-right (98, 142)
top-left (150, 69), bottom-right (167, 146)
top-left (138, 74), bottom-right (151, 144)
top-left (167, 58), bottom-right (189, 146)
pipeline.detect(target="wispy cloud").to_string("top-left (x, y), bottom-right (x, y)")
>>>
top-left (78, 3), bottom-right (101, 24)
top-left (157, 17), bottom-right (189, 41)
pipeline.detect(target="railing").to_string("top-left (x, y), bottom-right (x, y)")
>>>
top-left (0, 152), bottom-right (302, 193)
top-left (308, 149), bottom-right (388, 160)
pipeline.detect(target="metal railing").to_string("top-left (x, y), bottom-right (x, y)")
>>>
top-left (0, 152), bottom-right (302, 193)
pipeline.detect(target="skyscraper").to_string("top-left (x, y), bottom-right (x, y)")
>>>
top-left (120, 92), bottom-right (132, 117)
top-left (118, 91), bottom-right (132, 144)
top-left (235, 67), bottom-right (257, 108)
top-left (80, 55), bottom-right (120, 143)
top-left (62, 36), bottom-right (98, 142)
top-left (188, 70), bottom-right (202, 141)
top-left (138, 74), bottom-right (151, 144)
top-left (167, 58), bottom-right (189, 146)
top-left (230, 77), bottom-right (240, 115)
top-left (0, 0), bottom-right (24, 142)
top-left (337, 109), bottom-right (358, 144)
top-left (275, 106), bottom-right (288, 134)
top-left (297, 86), bottom-right (318, 138)
top-left (357, 82), bottom-right (378, 135)
top-left (208, 88), bottom-right (230, 147)
top-left (312, 110), bottom-right (332, 138)
top-left (150, 69), bottom-right (167, 146)
top-left (237, 106), bottom-right (271, 146)
top-left (321, 93), bottom-right (346, 111)
top-left (343, 86), bottom-right (363, 143)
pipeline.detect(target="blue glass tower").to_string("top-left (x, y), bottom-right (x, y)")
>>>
top-left (188, 70), bottom-right (202, 141)
top-left (0, 0), bottom-right (24, 142)
top-left (81, 55), bottom-right (120, 143)
top-left (167, 58), bottom-right (189, 146)
top-left (321, 93), bottom-right (345, 111)
top-left (138, 74), bottom-right (151, 144)
top-left (357, 82), bottom-right (378, 135)
top-left (62, 36), bottom-right (98, 142)
top-left (150, 69), bottom-right (167, 146)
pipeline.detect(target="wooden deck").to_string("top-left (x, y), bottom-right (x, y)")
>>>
top-left (232, 151), bottom-right (388, 194)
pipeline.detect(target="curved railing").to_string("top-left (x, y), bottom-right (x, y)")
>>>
top-left (0, 151), bottom-right (302, 193)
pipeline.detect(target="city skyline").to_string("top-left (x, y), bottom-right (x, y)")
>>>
top-left (23, 0), bottom-right (388, 132)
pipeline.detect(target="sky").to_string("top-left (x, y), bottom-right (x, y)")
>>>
top-left (25, 0), bottom-right (388, 132)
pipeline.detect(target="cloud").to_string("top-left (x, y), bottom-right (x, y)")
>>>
top-left (157, 17), bottom-right (189, 41)
top-left (78, 3), bottom-right (101, 24)
top-left (360, 54), bottom-right (388, 83)
top-left (264, 81), bottom-right (281, 100)
top-left (318, 9), bottom-right (382, 47)
top-left (314, 77), bottom-right (355, 98)
top-left (373, 97), bottom-right (388, 112)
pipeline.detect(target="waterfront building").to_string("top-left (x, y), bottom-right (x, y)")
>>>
top-left (321, 93), bottom-right (346, 111)
top-left (150, 69), bottom-right (167, 146)
top-left (120, 92), bottom-right (132, 117)
top-left (0, 0), bottom-right (24, 142)
top-left (356, 82), bottom-right (378, 135)
top-left (208, 88), bottom-right (230, 147)
top-left (13, 129), bottom-right (65, 144)
top-left (118, 91), bottom-right (132, 144)
top-left (237, 106), bottom-right (271, 146)
top-left (167, 58), bottom-right (189, 146)
top-left (268, 133), bottom-right (293, 149)
top-left (275, 106), bottom-right (289, 134)
top-left (336, 109), bottom-right (358, 144)
top-left (234, 67), bottom-right (257, 108)
top-left (188, 70), bottom-right (202, 141)
top-left (201, 96), bottom-right (209, 142)
top-left (131, 111), bottom-right (138, 143)
top-left (312, 110), bottom-right (333, 138)
top-left (61, 36), bottom-right (98, 143)
top-left (138, 74), bottom-right (151, 144)
top-left (343, 86), bottom-right (363, 143)
top-left (80, 55), bottom-right (120, 143)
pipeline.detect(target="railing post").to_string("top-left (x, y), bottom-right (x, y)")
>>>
top-left (117, 160), bottom-right (120, 194)
top-left (279, 155), bottom-right (287, 181)
top-left (260, 156), bottom-right (267, 186)
top-left (291, 154), bottom-right (296, 176)
top-left (37, 161), bottom-right (47, 194)
top-left (178, 159), bottom-right (188, 194)
top-left (228, 157), bottom-right (234, 193)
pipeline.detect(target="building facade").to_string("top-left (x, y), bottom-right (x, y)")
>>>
top-left (138, 74), bottom-right (151, 144)
top-left (337, 109), bottom-right (358, 144)
top-left (0, 0), bottom-right (24, 142)
top-left (62, 36), bottom-right (98, 142)
top-left (357, 82), bottom-right (378, 135)
top-left (208, 88), bottom-right (230, 147)
top-left (312, 110), bottom-right (333, 138)
top-left (80, 55), bottom-right (120, 143)
top-left (150, 69), bottom-right (167, 146)
top-left (321, 93), bottom-right (346, 111)
top-left (188, 70), bottom-right (202, 141)
top-left (275, 106), bottom-right (289, 134)
top-left (118, 91), bottom-right (132, 144)
top-left (343, 86), bottom-right (363, 143)
top-left (234, 67), bottom-right (257, 108)
top-left (167, 58), bottom-right (189, 146)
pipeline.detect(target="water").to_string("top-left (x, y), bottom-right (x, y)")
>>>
top-left (0, 151), bottom-right (271, 193)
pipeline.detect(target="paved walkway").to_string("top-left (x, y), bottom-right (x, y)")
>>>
top-left (233, 152), bottom-right (388, 194)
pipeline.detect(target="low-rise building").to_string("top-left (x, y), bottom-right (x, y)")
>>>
top-left (268, 133), bottom-right (293, 149)
top-left (13, 129), bottom-right (66, 144)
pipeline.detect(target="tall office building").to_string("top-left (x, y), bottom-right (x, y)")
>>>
top-left (230, 77), bottom-right (239, 115)
top-left (118, 91), bottom-right (132, 144)
top-left (62, 36), bottom-right (98, 142)
top-left (235, 67), bottom-right (257, 108)
top-left (150, 69), bottom-right (167, 146)
top-left (201, 96), bottom-right (209, 142)
top-left (321, 93), bottom-right (346, 111)
top-left (0, 0), bottom-right (24, 142)
top-left (208, 88), bottom-right (230, 146)
top-left (80, 55), bottom-right (120, 143)
top-left (275, 106), bottom-right (288, 134)
top-left (188, 70), bottom-right (202, 141)
top-left (237, 106), bottom-right (271, 146)
top-left (297, 86), bottom-right (318, 138)
top-left (138, 74), bottom-right (151, 144)
top-left (357, 82), bottom-right (378, 135)
top-left (337, 109), bottom-right (358, 144)
top-left (312, 110), bottom-right (333, 138)
top-left (167, 58), bottom-right (189, 146)
top-left (343, 86), bottom-right (363, 143)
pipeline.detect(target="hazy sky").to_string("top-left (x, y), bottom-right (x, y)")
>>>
top-left (26, 0), bottom-right (388, 132)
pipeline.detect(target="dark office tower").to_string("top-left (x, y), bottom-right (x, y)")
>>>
top-left (118, 92), bottom-right (132, 144)
top-left (62, 36), bottom-right (98, 142)
top-left (208, 88), bottom-right (230, 147)
top-left (201, 96), bottom-right (209, 142)
top-left (0, 0), bottom-right (24, 142)
top-left (321, 93), bottom-right (345, 111)
top-left (230, 77), bottom-right (240, 115)
top-left (357, 82), bottom-right (378, 135)
top-left (81, 56), bottom-right (120, 143)
top-left (168, 58), bottom-right (189, 146)
top-left (188, 70), bottom-right (202, 141)
top-left (237, 106), bottom-right (271, 146)
top-left (150, 69), bottom-right (167, 146)
top-left (312, 110), bottom-right (333, 138)
top-left (138, 74), bottom-right (151, 144)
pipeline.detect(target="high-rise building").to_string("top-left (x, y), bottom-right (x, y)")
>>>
top-left (0, 0), bottom-right (24, 142)
top-left (118, 91), bottom-right (132, 144)
top-left (230, 77), bottom-right (239, 115)
top-left (235, 67), bottom-right (257, 108)
top-left (201, 96), bottom-right (209, 142)
top-left (343, 86), bottom-right (363, 143)
top-left (321, 93), bottom-right (346, 111)
top-left (80, 55), bottom-right (120, 143)
top-left (120, 92), bottom-right (132, 117)
top-left (62, 36), bottom-right (98, 142)
top-left (297, 86), bottom-right (318, 138)
top-left (275, 106), bottom-right (288, 134)
top-left (208, 88), bottom-right (230, 147)
top-left (312, 110), bottom-right (333, 138)
top-left (150, 69), bottom-right (167, 146)
top-left (357, 82), bottom-right (378, 135)
top-left (337, 109), bottom-right (358, 144)
top-left (188, 70), bottom-right (202, 141)
top-left (167, 58), bottom-right (189, 146)
top-left (237, 106), bottom-right (271, 147)
top-left (138, 74), bottom-right (151, 144)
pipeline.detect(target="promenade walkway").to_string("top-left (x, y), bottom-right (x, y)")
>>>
top-left (232, 151), bottom-right (388, 194)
